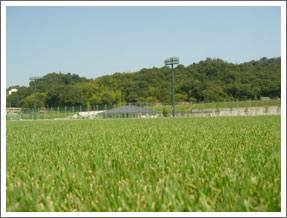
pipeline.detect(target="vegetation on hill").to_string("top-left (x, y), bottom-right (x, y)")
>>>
top-left (6, 57), bottom-right (281, 108)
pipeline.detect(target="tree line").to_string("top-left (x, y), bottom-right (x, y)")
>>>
top-left (6, 57), bottom-right (281, 108)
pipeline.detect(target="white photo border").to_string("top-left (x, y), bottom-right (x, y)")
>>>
top-left (1, 1), bottom-right (286, 217)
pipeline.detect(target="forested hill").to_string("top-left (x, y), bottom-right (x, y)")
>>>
top-left (7, 57), bottom-right (281, 108)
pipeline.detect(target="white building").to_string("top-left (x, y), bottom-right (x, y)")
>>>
top-left (8, 88), bottom-right (18, 95)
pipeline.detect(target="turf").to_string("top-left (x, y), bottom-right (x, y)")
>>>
top-left (6, 116), bottom-right (281, 212)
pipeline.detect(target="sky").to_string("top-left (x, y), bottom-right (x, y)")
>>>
top-left (6, 6), bottom-right (281, 87)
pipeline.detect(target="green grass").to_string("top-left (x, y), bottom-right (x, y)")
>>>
top-left (6, 116), bottom-right (281, 212)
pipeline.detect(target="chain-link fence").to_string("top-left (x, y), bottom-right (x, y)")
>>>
top-left (6, 99), bottom-right (281, 121)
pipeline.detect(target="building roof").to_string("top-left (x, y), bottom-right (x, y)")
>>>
top-left (101, 105), bottom-right (157, 114)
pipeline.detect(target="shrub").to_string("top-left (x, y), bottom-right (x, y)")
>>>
top-left (162, 108), bottom-right (168, 117)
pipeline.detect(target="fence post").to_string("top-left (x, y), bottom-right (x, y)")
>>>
top-left (190, 101), bottom-right (192, 111)
top-left (105, 104), bottom-right (107, 118)
top-left (88, 105), bottom-right (89, 119)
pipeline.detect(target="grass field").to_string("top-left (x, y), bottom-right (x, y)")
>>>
top-left (6, 116), bottom-right (281, 212)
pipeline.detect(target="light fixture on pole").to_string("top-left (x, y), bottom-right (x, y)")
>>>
top-left (164, 57), bottom-right (179, 117)
top-left (29, 77), bottom-right (41, 120)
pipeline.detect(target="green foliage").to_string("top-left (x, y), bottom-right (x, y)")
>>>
top-left (6, 86), bottom-right (32, 107)
top-left (23, 93), bottom-right (47, 108)
top-left (7, 73), bottom-right (88, 107)
top-left (162, 108), bottom-right (168, 117)
top-left (87, 57), bottom-right (281, 103)
top-left (6, 116), bottom-right (281, 211)
top-left (6, 57), bottom-right (281, 107)
top-left (46, 85), bottom-right (86, 107)
top-left (30, 72), bottom-right (89, 93)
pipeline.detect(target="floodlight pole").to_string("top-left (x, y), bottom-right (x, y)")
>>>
top-left (164, 57), bottom-right (179, 117)
top-left (171, 64), bottom-right (175, 117)
top-left (29, 77), bottom-right (41, 120)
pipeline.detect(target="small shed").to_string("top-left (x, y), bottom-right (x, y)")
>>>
top-left (99, 105), bottom-right (157, 118)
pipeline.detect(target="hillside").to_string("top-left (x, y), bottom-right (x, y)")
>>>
top-left (6, 57), bottom-right (281, 108)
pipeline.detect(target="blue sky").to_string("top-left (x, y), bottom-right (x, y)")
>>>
top-left (6, 6), bottom-right (281, 87)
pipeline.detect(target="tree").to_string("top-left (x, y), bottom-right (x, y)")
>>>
top-left (46, 85), bottom-right (86, 106)
top-left (32, 72), bottom-right (89, 93)
top-left (6, 86), bottom-right (32, 107)
top-left (175, 93), bottom-right (187, 102)
top-left (23, 93), bottom-right (47, 108)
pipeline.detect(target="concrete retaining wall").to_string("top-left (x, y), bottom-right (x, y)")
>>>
top-left (190, 106), bottom-right (281, 117)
